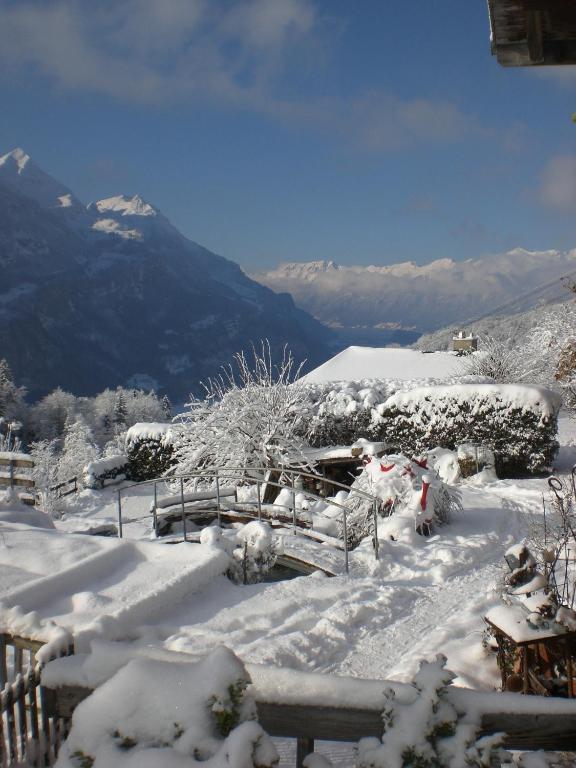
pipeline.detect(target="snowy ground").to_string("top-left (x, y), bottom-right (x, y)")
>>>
top-left (1, 413), bottom-right (574, 765)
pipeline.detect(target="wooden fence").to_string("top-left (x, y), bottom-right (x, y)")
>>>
top-left (0, 455), bottom-right (35, 506)
top-left (0, 634), bottom-right (74, 767)
top-left (49, 477), bottom-right (77, 500)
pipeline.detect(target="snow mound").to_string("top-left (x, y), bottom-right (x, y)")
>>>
top-left (125, 422), bottom-right (173, 446)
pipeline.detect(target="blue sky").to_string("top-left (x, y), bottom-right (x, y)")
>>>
top-left (1, 0), bottom-right (576, 271)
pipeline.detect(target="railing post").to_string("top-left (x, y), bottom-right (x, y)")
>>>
top-left (117, 490), bottom-right (123, 539)
top-left (296, 737), bottom-right (314, 768)
top-left (215, 472), bottom-right (222, 526)
top-left (373, 499), bottom-right (379, 561)
top-left (292, 480), bottom-right (297, 534)
top-left (342, 507), bottom-right (349, 574)
top-left (180, 478), bottom-right (187, 542)
top-left (153, 482), bottom-right (158, 538)
top-left (257, 480), bottom-right (262, 520)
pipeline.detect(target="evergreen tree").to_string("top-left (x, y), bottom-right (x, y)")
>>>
top-left (161, 394), bottom-right (172, 420)
top-left (113, 389), bottom-right (128, 426)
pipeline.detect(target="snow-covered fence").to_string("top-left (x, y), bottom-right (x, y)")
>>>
top-left (44, 663), bottom-right (576, 761)
top-left (0, 452), bottom-right (35, 505)
top-left (0, 630), bottom-right (75, 767)
top-left (83, 454), bottom-right (128, 490)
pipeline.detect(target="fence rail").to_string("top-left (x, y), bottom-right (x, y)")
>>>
top-left (49, 477), bottom-right (77, 499)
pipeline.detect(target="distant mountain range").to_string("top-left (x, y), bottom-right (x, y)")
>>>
top-left (253, 253), bottom-right (576, 341)
top-left (0, 148), bottom-right (330, 400)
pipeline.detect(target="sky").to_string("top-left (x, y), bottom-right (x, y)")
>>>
top-left (1, 0), bottom-right (576, 272)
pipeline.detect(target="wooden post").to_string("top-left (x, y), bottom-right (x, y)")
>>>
top-left (522, 647), bottom-right (529, 694)
top-left (566, 641), bottom-right (573, 698)
top-left (257, 481), bottom-right (262, 521)
top-left (296, 737), bottom-right (314, 768)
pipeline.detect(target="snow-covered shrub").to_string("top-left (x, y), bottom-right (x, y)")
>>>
top-left (357, 655), bottom-right (503, 768)
top-left (55, 647), bottom-right (278, 768)
top-left (171, 343), bottom-right (311, 486)
top-left (303, 375), bottom-right (492, 449)
top-left (377, 384), bottom-right (561, 476)
top-left (342, 454), bottom-right (461, 547)
top-left (29, 439), bottom-right (59, 514)
top-left (125, 423), bottom-right (176, 481)
top-left (232, 521), bottom-right (277, 584)
top-left (83, 455), bottom-right (129, 490)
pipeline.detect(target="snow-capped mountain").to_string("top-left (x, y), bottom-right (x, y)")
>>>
top-left (0, 148), bottom-right (330, 399)
top-left (253, 252), bottom-right (576, 335)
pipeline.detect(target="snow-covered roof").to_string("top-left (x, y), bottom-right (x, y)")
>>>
top-left (302, 347), bottom-right (463, 384)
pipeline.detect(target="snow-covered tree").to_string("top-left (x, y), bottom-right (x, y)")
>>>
top-left (113, 388), bottom-right (128, 426)
top-left (0, 359), bottom-right (26, 423)
top-left (29, 439), bottom-right (59, 514)
top-left (460, 336), bottom-right (529, 383)
top-left (30, 388), bottom-right (79, 441)
top-left (58, 417), bottom-right (99, 486)
top-left (171, 342), bottom-right (311, 485)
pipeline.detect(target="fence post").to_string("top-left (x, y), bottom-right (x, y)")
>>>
top-left (342, 508), bottom-right (349, 574)
top-left (292, 481), bottom-right (297, 534)
top-left (152, 482), bottom-right (158, 538)
top-left (215, 472), bottom-right (222, 526)
top-left (373, 499), bottom-right (379, 561)
top-left (257, 480), bottom-right (262, 520)
top-left (117, 491), bottom-right (123, 539)
top-left (180, 478), bottom-right (187, 542)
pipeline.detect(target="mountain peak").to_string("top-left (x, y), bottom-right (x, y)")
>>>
top-left (92, 194), bottom-right (158, 218)
top-left (0, 146), bottom-right (81, 209)
top-left (0, 147), bottom-right (32, 173)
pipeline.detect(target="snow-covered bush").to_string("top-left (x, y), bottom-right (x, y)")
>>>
top-left (343, 454), bottom-right (461, 547)
top-left (171, 343), bottom-right (311, 486)
top-left (29, 439), bottom-right (59, 514)
top-left (357, 655), bottom-right (503, 768)
top-left (232, 521), bottom-right (277, 584)
top-left (303, 376), bottom-right (490, 448)
top-left (55, 647), bottom-right (278, 768)
top-left (377, 384), bottom-right (561, 476)
top-left (83, 455), bottom-right (129, 490)
top-left (125, 423), bottom-right (176, 481)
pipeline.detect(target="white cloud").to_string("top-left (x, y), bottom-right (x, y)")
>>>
top-left (539, 154), bottom-right (576, 209)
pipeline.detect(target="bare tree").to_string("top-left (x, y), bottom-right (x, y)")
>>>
top-left (170, 342), bottom-right (311, 485)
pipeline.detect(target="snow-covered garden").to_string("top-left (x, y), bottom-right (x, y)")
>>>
top-left (1, 318), bottom-right (576, 767)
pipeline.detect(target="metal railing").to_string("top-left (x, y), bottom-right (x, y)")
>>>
top-left (115, 467), bottom-right (384, 573)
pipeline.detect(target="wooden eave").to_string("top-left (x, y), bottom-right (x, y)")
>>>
top-left (488, 0), bottom-right (576, 66)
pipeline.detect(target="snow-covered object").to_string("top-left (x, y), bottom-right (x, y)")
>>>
top-left (0, 488), bottom-right (55, 530)
top-left (357, 655), bottom-right (503, 768)
top-left (233, 521), bottom-right (277, 583)
top-left (303, 375), bottom-right (491, 449)
top-left (426, 447), bottom-right (461, 485)
top-left (83, 454), bottom-right (129, 490)
top-left (55, 646), bottom-right (278, 768)
top-left (0, 604), bottom-right (72, 663)
top-left (342, 453), bottom-right (461, 545)
top-left (125, 423), bottom-right (174, 448)
top-left (378, 383), bottom-right (561, 475)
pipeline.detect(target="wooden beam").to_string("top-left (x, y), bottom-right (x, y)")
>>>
top-left (526, 10), bottom-right (544, 63)
top-left (45, 685), bottom-right (576, 751)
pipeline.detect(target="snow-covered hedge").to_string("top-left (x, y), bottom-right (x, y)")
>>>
top-left (302, 375), bottom-right (491, 448)
top-left (125, 422), bottom-right (176, 481)
top-left (83, 455), bottom-right (129, 489)
top-left (377, 384), bottom-right (561, 476)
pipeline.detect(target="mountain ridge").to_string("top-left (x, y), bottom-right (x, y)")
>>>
top-left (0, 148), bottom-right (331, 399)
